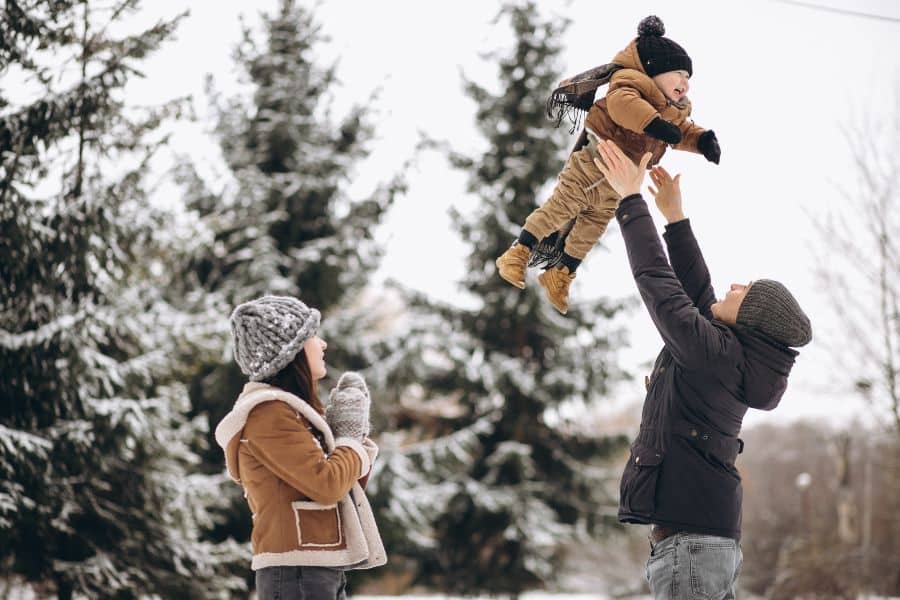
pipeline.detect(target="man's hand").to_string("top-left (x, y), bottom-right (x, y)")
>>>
top-left (593, 139), bottom-right (651, 198)
top-left (648, 166), bottom-right (686, 224)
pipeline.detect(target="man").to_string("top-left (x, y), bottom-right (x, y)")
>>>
top-left (593, 140), bottom-right (811, 599)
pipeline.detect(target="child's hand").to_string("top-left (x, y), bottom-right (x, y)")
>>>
top-left (697, 130), bottom-right (721, 164)
top-left (648, 167), bottom-right (686, 224)
top-left (643, 117), bottom-right (682, 145)
top-left (593, 140), bottom-right (651, 198)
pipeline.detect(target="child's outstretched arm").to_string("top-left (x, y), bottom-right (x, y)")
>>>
top-left (606, 75), bottom-right (682, 145)
top-left (675, 122), bottom-right (721, 164)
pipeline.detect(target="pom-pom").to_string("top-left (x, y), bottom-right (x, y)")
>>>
top-left (638, 15), bottom-right (665, 37)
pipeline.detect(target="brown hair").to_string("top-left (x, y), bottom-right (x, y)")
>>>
top-left (262, 349), bottom-right (324, 415)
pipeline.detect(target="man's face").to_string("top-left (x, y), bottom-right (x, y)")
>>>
top-left (711, 282), bottom-right (753, 324)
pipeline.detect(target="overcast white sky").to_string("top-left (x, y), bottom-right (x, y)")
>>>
top-left (128, 0), bottom-right (900, 429)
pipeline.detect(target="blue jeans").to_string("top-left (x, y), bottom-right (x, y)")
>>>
top-left (255, 566), bottom-right (347, 600)
top-left (646, 532), bottom-right (743, 599)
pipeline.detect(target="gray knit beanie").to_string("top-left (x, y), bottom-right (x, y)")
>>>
top-left (736, 279), bottom-right (812, 348)
top-left (230, 295), bottom-right (321, 381)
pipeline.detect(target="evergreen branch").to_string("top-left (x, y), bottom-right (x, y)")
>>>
top-left (0, 309), bottom-right (85, 350)
top-left (0, 68), bottom-right (116, 158)
top-left (0, 424), bottom-right (53, 455)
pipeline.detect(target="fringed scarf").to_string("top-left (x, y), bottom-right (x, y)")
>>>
top-left (546, 62), bottom-right (623, 133)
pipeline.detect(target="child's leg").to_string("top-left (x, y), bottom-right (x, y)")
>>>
top-left (561, 153), bottom-right (619, 266)
top-left (563, 193), bottom-right (617, 263)
top-left (520, 156), bottom-right (587, 247)
top-left (498, 156), bottom-right (587, 289)
top-left (536, 153), bottom-right (617, 315)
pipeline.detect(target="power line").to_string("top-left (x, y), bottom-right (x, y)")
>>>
top-left (769, 0), bottom-right (900, 23)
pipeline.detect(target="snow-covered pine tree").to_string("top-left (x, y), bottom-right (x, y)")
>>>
top-left (173, 0), bottom-right (404, 544)
top-left (0, 2), bottom-right (243, 597)
top-left (366, 2), bottom-right (629, 595)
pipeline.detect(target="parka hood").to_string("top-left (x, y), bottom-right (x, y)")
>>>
top-left (612, 39), bottom-right (646, 73)
top-left (610, 40), bottom-right (676, 110)
top-left (732, 324), bottom-right (798, 411)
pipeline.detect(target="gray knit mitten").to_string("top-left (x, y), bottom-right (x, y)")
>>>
top-left (326, 372), bottom-right (371, 440)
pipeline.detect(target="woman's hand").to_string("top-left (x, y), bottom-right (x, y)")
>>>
top-left (326, 372), bottom-right (370, 440)
top-left (593, 139), bottom-right (651, 198)
top-left (648, 166), bottom-right (686, 224)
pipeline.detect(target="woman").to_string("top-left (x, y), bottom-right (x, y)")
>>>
top-left (214, 295), bottom-right (385, 599)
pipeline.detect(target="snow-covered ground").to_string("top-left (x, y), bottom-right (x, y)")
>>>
top-left (5, 580), bottom-right (898, 599)
top-left (357, 596), bottom-right (636, 600)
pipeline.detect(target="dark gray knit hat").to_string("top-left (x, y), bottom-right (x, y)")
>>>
top-left (736, 279), bottom-right (812, 347)
top-left (230, 295), bottom-right (321, 381)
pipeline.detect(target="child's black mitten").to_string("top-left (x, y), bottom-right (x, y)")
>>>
top-left (643, 117), bottom-right (682, 144)
top-left (697, 130), bottom-right (721, 164)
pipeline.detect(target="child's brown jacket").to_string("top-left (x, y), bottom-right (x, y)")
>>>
top-left (585, 39), bottom-right (706, 166)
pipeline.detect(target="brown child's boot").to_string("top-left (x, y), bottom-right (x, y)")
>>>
top-left (495, 243), bottom-right (531, 289)
top-left (538, 266), bottom-right (576, 314)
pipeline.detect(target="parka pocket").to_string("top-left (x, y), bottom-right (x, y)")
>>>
top-left (291, 500), bottom-right (343, 548)
top-left (621, 444), bottom-right (664, 515)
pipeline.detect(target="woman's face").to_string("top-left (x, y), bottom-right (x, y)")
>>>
top-left (303, 335), bottom-right (328, 380)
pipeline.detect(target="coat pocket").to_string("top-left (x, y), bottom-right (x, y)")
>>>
top-left (621, 444), bottom-right (664, 515)
top-left (291, 500), bottom-right (344, 549)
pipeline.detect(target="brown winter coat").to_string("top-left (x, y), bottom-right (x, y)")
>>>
top-left (585, 39), bottom-right (707, 166)
top-left (214, 382), bottom-right (386, 570)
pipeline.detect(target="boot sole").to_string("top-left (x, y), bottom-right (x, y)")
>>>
top-left (498, 272), bottom-right (526, 289)
top-left (538, 272), bottom-right (568, 314)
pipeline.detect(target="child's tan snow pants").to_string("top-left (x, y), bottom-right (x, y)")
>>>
top-left (522, 146), bottom-right (621, 260)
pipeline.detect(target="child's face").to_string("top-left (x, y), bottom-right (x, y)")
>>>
top-left (652, 70), bottom-right (690, 103)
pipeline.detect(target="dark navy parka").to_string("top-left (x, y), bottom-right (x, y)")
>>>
top-left (615, 193), bottom-right (798, 539)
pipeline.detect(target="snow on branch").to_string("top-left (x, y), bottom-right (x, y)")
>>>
top-left (0, 310), bottom-right (85, 350)
top-left (0, 424), bottom-right (52, 456)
